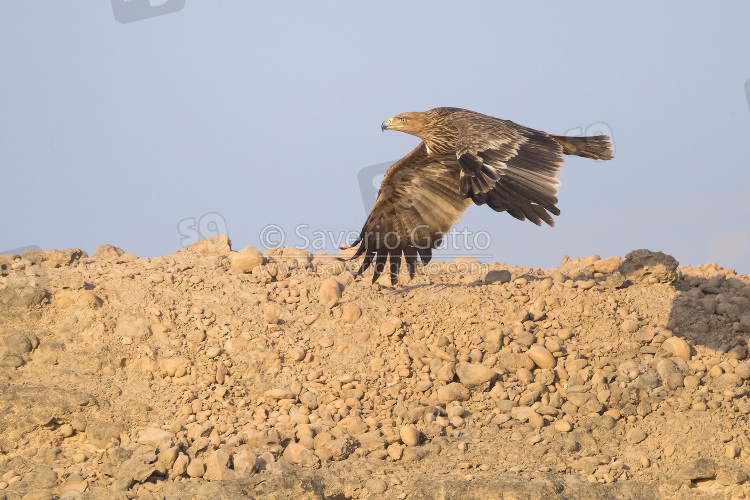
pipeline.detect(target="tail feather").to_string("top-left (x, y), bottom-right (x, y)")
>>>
top-left (552, 135), bottom-right (613, 160)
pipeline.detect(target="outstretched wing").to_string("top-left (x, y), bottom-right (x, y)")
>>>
top-left (349, 143), bottom-right (471, 285)
top-left (452, 113), bottom-right (564, 226)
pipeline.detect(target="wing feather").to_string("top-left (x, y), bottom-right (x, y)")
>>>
top-left (349, 143), bottom-right (470, 284)
top-left (451, 112), bottom-right (565, 226)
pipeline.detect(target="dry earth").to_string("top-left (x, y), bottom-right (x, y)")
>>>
top-left (1, 236), bottom-right (750, 499)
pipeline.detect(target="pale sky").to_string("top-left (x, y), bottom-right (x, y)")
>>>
top-left (2, 2), bottom-right (750, 273)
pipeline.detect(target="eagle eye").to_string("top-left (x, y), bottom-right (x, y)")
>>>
top-left (400, 117), bottom-right (406, 122)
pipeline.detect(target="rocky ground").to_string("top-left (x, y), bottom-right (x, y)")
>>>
top-left (1, 236), bottom-right (750, 499)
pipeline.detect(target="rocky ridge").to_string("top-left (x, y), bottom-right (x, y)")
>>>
top-left (0, 236), bottom-right (749, 499)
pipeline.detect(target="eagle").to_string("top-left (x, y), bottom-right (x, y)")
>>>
top-left (347, 107), bottom-right (612, 285)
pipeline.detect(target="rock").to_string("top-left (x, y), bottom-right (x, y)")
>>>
top-left (400, 425), bottom-right (420, 446)
top-left (24, 248), bottom-right (87, 268)
top-left (265, 388), bottom-right (294, 400)
top-left (172, 453), bottom-right (189, 476)
top-left (437, 383), bottom-right (471, 403)
top-left (325, 436), bottom-right (357, 461)
top-left (289, 347), bottom-right (306, 362)
top-left (186, 458), bottom-right (206, 478)
top-left (341, 303), bottom-right (362, 323)
top-left (674, 459), bottom-right (717, 482)
top-left (402, 446), bottom-right (428, 462)
top-left (387, 443), bottom-right (403, 460)
top-left (230, 246), bottom-right (264, 273)
top-left (526, 346), bottom-right (556, 369)
top-left (619, 249), bottom-right (678, 284)
top-left (592, 256), bottom-right (622, 274)
top-left (203, 450), bottom-right (237, 481)
top-left (20, 491), bottom-right (54, 500)
top-left (137, 427), bottom-right (173, 446)
top-left (188, 235), bottom-right (232, 256)
top-left (662, 337), bottom-right (691, 361)
top-left (496, 351), bottom-right (536, 372)
top-left (485, 270), bottom-right (511, 285)
top-left (233, 450), bottom-right (257, 475)
top-left (92, 244), bottom-right (124, 260)
top-left (456, 362), bottom-right (496, 389)
top-left (627, 428), bottom-right (647, 444)
top-left (318, 278), bottom-right (342, 308)
top-left (554, 420), bottom-right (573, 432)
top-left (87, 422), bottom-right (122, 449)
top-left (735, 362), bottom-right (750, 380)
top-left (265, 247), bottom-right (314, 269)
top-left (365, 478), bottom-right (388, 494)
top-left (283, 442), bottom-right (320, 468)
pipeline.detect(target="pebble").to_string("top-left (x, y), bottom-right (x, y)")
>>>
top-left (437, 383), bottom-right (470, 403)
top-left (289, 346), bottom-right (306, 361)
top-left (485, 270), bottom-right (511, 284)
top-left (319, 278), bottom-right (342, 308)
top-left (526, 345), bottom-right (556, 369)
top-left (400, 425), bottom-right (420, 446)
top-left (662, 336), bottom-right (691, 360)
top-left (365, 478), bottom-right (388, 494)
top-left (342, 303), bottom-right (361, 322)
top-left (186, 458), bottom-right (205, 478)
top-left (456, 362), bottom-right (496, 388)
top-left (554, 420), bottom-right (573, 432)
top-left (627, 428), bottom-right (647, 444)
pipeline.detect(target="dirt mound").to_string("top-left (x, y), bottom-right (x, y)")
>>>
top-left (1, 238), bottom-right (749, 499)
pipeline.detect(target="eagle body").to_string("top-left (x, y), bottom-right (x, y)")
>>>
top-left (350, 107), bottom-right (612, 285)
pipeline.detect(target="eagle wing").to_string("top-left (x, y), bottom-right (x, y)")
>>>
top-left (451, 114), bottom-right (564, 226)
top-left (349, 143), bottom-right (471, 285)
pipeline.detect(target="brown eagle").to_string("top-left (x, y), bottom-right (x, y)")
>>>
top-left (347, 107), bottom-right (612, 285)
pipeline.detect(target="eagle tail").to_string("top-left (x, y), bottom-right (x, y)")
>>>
top-left (551, 135), bottom-right (613, 160)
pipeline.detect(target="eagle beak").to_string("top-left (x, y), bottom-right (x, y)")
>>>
top-left (381, 118), bottom-right (393, 132)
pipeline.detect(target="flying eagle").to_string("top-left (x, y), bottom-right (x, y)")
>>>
top-left (347, 107), bottom-right (612, 285)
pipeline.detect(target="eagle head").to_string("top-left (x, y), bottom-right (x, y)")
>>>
top-left (381, 111), bottom-right (430, 134)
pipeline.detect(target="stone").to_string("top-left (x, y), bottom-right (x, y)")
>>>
top-left (365, 478), bottom-right (388, 494)
top-left (619, 249), bottom-right (678, 284)
top-left (456, 362), bottom-right (496, 389)
top-left (627, 428), bottom-right (647, 444)
top-left (400, 425), bottom-right (420, 446)
top-left (526, 346), bottom-right (556, 369)
top-left (186, 458), bottom-right (205, 478)
top-left (188, 235), bottom-right (232, 256)
top-left (92, 244), bottom-right (124, 260)
top-left (485, 270), bottom-right (511, 285)
top-left (203, 449), bottom-right (237, 481)
top-left (325, 436), bottom-right (357, 461)
top-left (137, 427), bottom-right (173, 446)
top-left (437, 383), bottom-right (470, 403)
top-left (342, 302), bottom-right (361, 323)
top-left (233, 450), bottom-right (257, 475)
top-left (662, 337), bottom-right (691, 361)
top-left (20, 491), bottom-right (54, 500)
top-left (283, 442), bottom-right (320, 468)
top-left (318, 278), bottom-right (342, 308)
top-left (554, 420), bottom-right (573, 432)
top-left (735, 362), bottom-right (750, 380)
top-left (592, 256), bottom-right (622, 274)
top-left (172, 453), bottom-right (189, 476)
top-left (230, 246), bottom-right (264, 273)
top-left (674, 459), bottom-right (717, 482)
top-left (289, 347), bottom-right (306, 362)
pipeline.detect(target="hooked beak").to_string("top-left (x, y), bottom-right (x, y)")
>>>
top-left (381, 117), bottom-right (393, 132)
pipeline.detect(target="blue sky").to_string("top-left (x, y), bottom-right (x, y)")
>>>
top-left (2, 2), bottom-right (750, 273)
